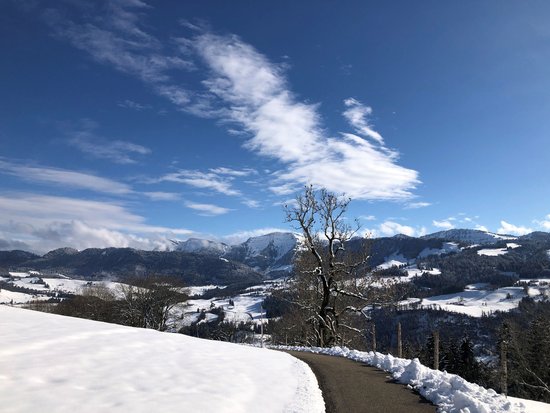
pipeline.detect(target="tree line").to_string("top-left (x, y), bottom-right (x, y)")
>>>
top-left (54, 276), bottom-right (186, 331)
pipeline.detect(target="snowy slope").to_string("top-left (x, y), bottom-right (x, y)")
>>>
top-left (418, 242), bottom-right (460, 258)
top-left (376, 253), bottom-right (408, 269)
top-left (399, 285), bottom-right (550, 317)
top-left (422, 229), bottom-right (516, 245)
top-left (0, 276), bottom-right (127, 304)
top-left (477, 243), bottom-right (521, 257)
top-left (477, 248), bottom-right (508, 257)
top-left (0, 306), bottom-right (324, 413)
top-left (241, 232), bottom-right (298, 261)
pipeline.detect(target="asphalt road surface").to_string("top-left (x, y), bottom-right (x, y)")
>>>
top-left (286, 351), bottom-right (437, 413)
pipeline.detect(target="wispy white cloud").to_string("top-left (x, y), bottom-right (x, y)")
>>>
top-left (242, 199), bottom-right (260, 208)
top-left (405, 202), bottom-right (431, 209)
top-left (273, 199), bottom-right (299, 208)
top-left (65, 120), bottom-right (151, 164)
top-left (0, 158), bottom-right (132, 195)
top-left (68, 135), bottom-right (151, 164)
top-left (158, 169), bottom-right (241, 196)
top-left (143, 192), bottom-right (181, 201)
top-left (378, 221), bottom-right (426, 237)
top-left (433, 213), bottom-right (489, 231)
top-left (0, 193), bottom-right (193, 253)
top-left (535, 214), bottom-right (550, 231)
top-left (192, 34), bottom-right (419, 200)
top-left (221, 227), bottom-right (291, 245)
top-left (184, 201), bottom-right (231, 216)
top-left (358, 215), bottom-right (377, 221)
top-left (118, 99), bottom-right (151, 111)
top-left (45, 2), bottom-right (193, 84)
top-left (42, 2), bottom-right (420, 202)
top-left (342, 98), bottom-right (384, 144)
top-left (497, 220), bottom-right (532, 236)
top-left (432, 220), bottom-right (455, 230)
top-left (209, 167), bottom-right (257, 177)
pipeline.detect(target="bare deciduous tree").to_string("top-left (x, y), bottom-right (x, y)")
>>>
top-left (285, 186), bottom-right (399, 347)
top-left (118, 276), bottom-right (187, 331)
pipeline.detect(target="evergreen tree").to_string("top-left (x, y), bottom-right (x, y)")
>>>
top-left (458, 336), bottom-right (481, 383)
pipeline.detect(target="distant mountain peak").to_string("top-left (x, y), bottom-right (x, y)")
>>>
top-left (421, 229), bottom-right (516, 245)
top-left (172, 238), bottom-right (230, 255)
top-left (392, 234), bottom-right (413, 239)
top-left (43, 247), bottom-right (79, 258)
top-left (242, 232), bottom-right (299, 256)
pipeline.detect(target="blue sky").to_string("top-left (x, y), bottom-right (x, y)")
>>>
top-left (2, 0), bottom-right (550, 253)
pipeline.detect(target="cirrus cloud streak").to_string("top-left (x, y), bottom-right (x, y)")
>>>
top-left (43, 1), bottom-right (420, 202)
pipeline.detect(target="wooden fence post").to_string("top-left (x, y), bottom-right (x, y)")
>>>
top-left (433, 330), bottom-right (439, 370)
top-left (500, 340), bottom-right (508, 396)
top-left (372, 323), bottom-right (377, 352)
top-left (397, 322), bottom-right (403, 358)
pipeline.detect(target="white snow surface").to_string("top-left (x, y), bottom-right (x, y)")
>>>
top-left (0, 290), bottom-right (50, 304)
top-left (186, 284), bottom-right (225, 297)
top-left (418, 242), bottom-right (460, 258)
top-left (183, 292), bottom-right (267, 326)
top-left (507, 397), bottom-right (550, 413)
top-left (403, 265), bottom-right (441, 279)
top-left (0, 306), bottom-right (324, 413)
top-left (477, 248), bottom-right (509, 256)
top-left (400, 287), bottom-right (531, 317)
top-left (506, 243), bottom-right (521, 249)
top-left (43, 278), bottom-right (124, 294)
top-left (377, 253), bottom-right (408, 269)
top-left (8, 272), bottom-right (34, 278)
top-left (275, 346), bottom-right (539, 413)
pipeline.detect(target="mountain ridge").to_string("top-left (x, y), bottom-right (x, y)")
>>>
top-left (3, 229), bottom-right (550, 286)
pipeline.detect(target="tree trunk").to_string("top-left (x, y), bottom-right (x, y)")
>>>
top-left (433, 330), bottom-right (440, 370)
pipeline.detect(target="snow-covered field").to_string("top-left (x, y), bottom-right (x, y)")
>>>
top-left (374, 264), bottom-right (442, 285)
top-left (0, 272), bottom-right (128, 304)
top-left (418, 242), bottom-right (460, 258)
top-left (187, 284), bottom-right (225, 297)
top-left (377, 253), bottom-right (408, 269)
top-left (275, 345), bottom-right (548, 413)
top-left (377, 242), bottom-right (459, 270)
top-left (477, 243), bottom-right (521, 257)
top-left (182, 292), bottom-right (267, 326)
top-left (0, 306), bottom-right (324, 413)
top-left (0, 289), bottom-right (51, 304)
top-left (400, 282), bottom-right (549, 317)
top-left (477, 248), bottom-right (508, 256)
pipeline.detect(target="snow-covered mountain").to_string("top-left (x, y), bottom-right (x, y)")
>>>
top-left (170, 232), bottom-right (300, 276)
top-left (225, 232), bottom-right (300, 275)
top-left (421, 229), bottom-right (516, 245)
top-left (172, 238), bottom-right (231, 255)
top-left (241, 232), bottom-right (299, 261)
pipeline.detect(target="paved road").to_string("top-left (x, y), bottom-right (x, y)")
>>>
top-left (285, 351), bottom-right (437, 413)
